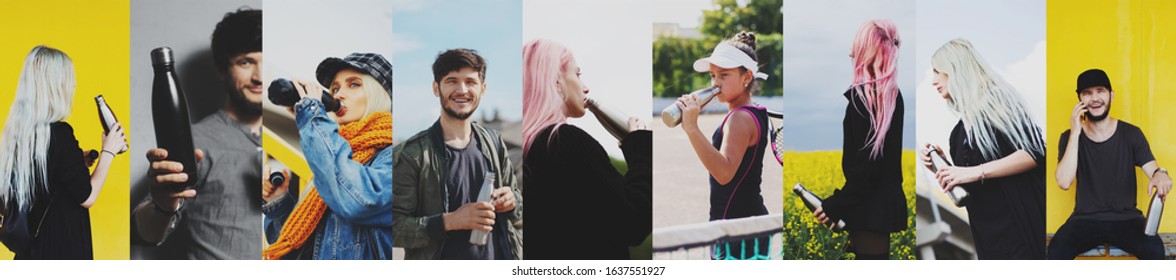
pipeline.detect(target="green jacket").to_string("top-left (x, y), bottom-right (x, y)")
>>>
top-left (391, 120), bottom-right (523, 260)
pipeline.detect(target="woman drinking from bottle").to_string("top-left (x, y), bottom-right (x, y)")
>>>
top-left (675, 31), bottom-right (771, 260)
top-left (521, 39), bottom-right (653, 260)
top-left (261, 53), bottom-right (394, 260)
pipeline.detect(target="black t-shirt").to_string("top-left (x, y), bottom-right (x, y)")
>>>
top-left (439, 133), bottom-right (494, 260)
top-left (1058, 120), bottom-right (1155, 221)
top-left (15, 122), bottom-right (93, 260)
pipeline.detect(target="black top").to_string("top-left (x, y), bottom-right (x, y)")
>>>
top-left (1058, 120), bottom-right (1154, 221)
top-left (709, 106), bottom-right (769, 220)
top-left (523, 124), bottom-right (652, 260)
top-left (440, 132), bottom-right (494, 260)
top-left (822, 87), bottom-right (907, 232)
top-left (949, 121), bottom-right (1046, 260)
top-left (15, 122), bottom-right (93, 260)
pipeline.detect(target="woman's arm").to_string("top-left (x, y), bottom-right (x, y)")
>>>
top-left (82, 122), bottom-right (125, 208)
top-left (615, 129), bottom-right (654, 245)
top-left (82, 151), bottom-right (114, 209)
top-left (295, 98), bottom-right (394, 226)
top-left (681, 106), bottom-right (756, 185)
top-left (550, 126), bottom-right (653, 245)
top-left (936, 150), bottom-right (1038, 191)
top-left (821, 95), bottom-right (889, 220)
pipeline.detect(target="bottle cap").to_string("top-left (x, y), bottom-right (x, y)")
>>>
top-left (151, 47), bottom-right (174, 66)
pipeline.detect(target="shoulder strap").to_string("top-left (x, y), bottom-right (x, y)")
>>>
top-left (31, 190), bottom-right (58, 238)
top-left (474, 124), bottom-right (506, 178)
top-left (718, 106), bottom-right (766, 219)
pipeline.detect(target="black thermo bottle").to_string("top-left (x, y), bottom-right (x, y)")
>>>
top-left (151, 47), bottom-right (198, 188)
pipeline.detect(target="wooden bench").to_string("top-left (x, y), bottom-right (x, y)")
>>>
top-left (1045, 234), bottom-right (1176, 259)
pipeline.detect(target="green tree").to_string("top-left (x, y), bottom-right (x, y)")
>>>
top-left (699, 0), bottom-right (783, 38)
top-left (653, 0), bottom-right (782, 98)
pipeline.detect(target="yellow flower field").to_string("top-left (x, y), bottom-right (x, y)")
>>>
top-left (781, 150), bottom-right (917, 260)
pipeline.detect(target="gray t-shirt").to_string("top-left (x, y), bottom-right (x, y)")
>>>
top-left (440, 133), bottom-right (495, 260)
top-left (1058, 120), bottom-right (1155, 221)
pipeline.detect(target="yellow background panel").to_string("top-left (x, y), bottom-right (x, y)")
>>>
top-left (0, 0), bottom-right (130, 259)
top-left (1046, 0), bottom-right (1176, 234)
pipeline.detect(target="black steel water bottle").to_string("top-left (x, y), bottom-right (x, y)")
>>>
top-left (151, 47), bottom-right (198, 188)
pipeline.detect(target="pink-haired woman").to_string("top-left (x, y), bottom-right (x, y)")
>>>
top-left (813, 19), bottom-right (907, 260)
top-left (520, 39), bottom-right (652, 260)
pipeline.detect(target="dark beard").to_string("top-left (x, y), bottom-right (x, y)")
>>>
top-left (443, 106), bottom-right (473, 120)
top-left (441, 96), bottom-right (478, 120)
top-left (228, 87), bottom-right (262, 118)
top-left (1084, 101), bottom-right (1111, 122)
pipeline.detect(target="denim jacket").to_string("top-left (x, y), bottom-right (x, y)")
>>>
top-left (263, 98), bottom-right (395, 260)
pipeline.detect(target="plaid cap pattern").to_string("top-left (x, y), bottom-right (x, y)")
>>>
top-left (316, 52), bottom-right (394, 99)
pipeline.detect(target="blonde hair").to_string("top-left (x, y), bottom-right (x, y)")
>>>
top-left (1, 46), bottom-right (75, 210)
top-left (359, 74), bottom-right (391, 117)
top-left (931, 39), bottom-right (1044, 160)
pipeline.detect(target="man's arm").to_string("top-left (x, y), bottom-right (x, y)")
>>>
top-left (1056, 130), bottom-right (1080, 190)
top-left (132, 196), bottom-right (180, 245)
top-left (390, 145), bottom-right (445, 249)
top-left (133, 148), bottom-right (203, 245)
top-left (1057, 102), bottom-right (1087, 190)
top-left (498, 137), bottom-right (522, 222)
top-left (1141, 161), bottom-right (1171, 201)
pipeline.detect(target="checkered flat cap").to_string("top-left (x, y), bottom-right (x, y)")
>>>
top-left (316, 52), bottom-right (393, 99)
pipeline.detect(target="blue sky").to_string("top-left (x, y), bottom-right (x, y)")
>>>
top-left (782, 0), bottom-right (917, 151)
top-left (391, 0), bottom-right (523, 140)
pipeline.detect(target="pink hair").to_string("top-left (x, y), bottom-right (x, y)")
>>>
top-left (522, 39), bottom-right (575, 156)
top-left (849, 19), bottom-right (901, 159)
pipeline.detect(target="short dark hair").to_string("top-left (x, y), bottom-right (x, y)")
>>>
top-left (432, 48), bottom-right (486, 83)
top-left (211, 8), bottom-right (262, 74)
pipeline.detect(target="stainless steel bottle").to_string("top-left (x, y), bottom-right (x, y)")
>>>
top-left (1145, 192), bottom-right (1163, 236)
top-left (927, 144), bottom-right (970, 207)
top-left (661, 86), bottom-right (720, 127)
top-left (792, 183), bottom-right (846, 232)
top-left (470, 172), bottom-right (496, 245)
top-left (585, 98), bottom-right (630, 141)
top-left (151, 47), bottom-right (198, 189)
top-left (94, 95), bottom-right (127, 154)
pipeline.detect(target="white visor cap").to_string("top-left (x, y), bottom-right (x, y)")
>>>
top-left (691, 43), bottom-right (769, 80)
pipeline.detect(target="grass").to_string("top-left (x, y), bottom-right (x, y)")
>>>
top-left (781, 150), bottom-right (917, 260)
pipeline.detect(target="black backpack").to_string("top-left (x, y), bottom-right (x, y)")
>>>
top-left (0, 193), bottom-right (54, 255)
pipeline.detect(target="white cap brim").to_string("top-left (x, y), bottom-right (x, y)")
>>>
top-left (693, 56), bottom-right (742, 73)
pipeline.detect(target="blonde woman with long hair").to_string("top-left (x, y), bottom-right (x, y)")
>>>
top-left (922, 39), bottom-right (1046, 259)
top-left (0, 46), bottom-right (125, 259)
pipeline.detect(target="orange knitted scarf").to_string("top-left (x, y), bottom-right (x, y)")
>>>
top-left (263, 111), bottom-right (392, 260)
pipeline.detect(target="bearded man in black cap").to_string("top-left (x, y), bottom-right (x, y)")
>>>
top-left (1049, 68), bottom-right (1172, 259)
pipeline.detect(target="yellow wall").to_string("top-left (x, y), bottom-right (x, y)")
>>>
top-left (1046, 0), bottom-right (1176, 233)
top-left (0, 0), bottom-right (129, 259)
